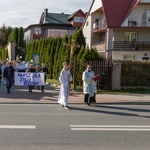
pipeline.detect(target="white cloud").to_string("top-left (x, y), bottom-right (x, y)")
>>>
top-left (0, 0), bottom-right (92, 28)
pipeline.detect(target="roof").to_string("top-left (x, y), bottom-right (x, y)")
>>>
top-left (45, 13), bottom-right (71, 25)
top-left (82, 0), bottom-right (140, 28)
top-left (24, 23), bottom-right (74, 32)
top-left (82, 0), bottom-right (95, 28)
top-left (101, 0), bottom-right (140, 27)
top-left (68, 9), bottom-right (85, 20)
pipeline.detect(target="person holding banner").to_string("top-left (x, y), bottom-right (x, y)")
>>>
top-left (27, 64), bottom-right (35, 92)
top-left (1, 61), bottom-right (6, 85)
top-left (58, 62), bottom-right (72, 110)
top-left (3, 62), bottom-right (14, 93)
top-left (35, 65), bottom-right (40, 90)
top-left (40, 63), bottom-right (49, 93)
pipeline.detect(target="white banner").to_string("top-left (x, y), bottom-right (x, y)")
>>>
top-left (14, 72), bottom-right (45, 86)
top-left (13, 61), bottom-right (30, 71)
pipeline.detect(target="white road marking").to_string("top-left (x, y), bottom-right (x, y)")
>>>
top-left (70, 125), bottom-right (150, 128)
top-left (71, 128), bottom-right (150, 131)
top-left (0, 125), bottom-right (36, 129)
top-left (70, 125), bottom-right (150, 131)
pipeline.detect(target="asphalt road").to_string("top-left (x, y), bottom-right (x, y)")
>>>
top-left (0, 104), bottom-right (150, 150)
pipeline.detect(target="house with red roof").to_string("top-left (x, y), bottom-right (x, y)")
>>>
top-left (82, 0), bottom-right (150, 60)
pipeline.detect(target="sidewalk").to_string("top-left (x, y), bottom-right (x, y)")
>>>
top-left (0, 84), bottom-right (150, 104)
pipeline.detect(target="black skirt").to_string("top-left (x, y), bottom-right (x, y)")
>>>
top-left (84, 94), bottom-right (96, 104)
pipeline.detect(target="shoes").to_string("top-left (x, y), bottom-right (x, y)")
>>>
top-left (64, 106), bottom-right (71, 110)
top-left (29, 89), bottom-right (32, 92)
top-left (86, 102), bottom-right (91, 106)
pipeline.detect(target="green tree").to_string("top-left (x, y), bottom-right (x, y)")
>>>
top-left (0, 24), bottom-right (12, 48)
top-left (14, 27), bottom-right (19, 46)
top-left (53, 37), bottom-right (62, 79)
top-left (18, 27), bottom-right (24, 47)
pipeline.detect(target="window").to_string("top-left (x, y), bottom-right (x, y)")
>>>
top-left (74, 17), bottom-right (84, 23)
top-left (123, 55), bottom-right (136, 60)
top-left (125, 32), bottom-right (137, 42)
top-left (142, 9), bottom-right (150, 26)
top-left (35, 28), bottom-right (41, 34)
top-left (86, 21), bottom-right (89, 26)
top-left (48, 29), bottom-right (67, 37)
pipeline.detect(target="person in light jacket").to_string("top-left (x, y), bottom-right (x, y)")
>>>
top-left (82, 64), bottom-right (97, 105)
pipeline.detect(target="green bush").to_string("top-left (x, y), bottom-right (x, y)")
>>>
top-left (120, 60), bottom-right (150, 86)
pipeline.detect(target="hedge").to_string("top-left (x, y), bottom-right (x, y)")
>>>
top-left (121, 60), bottom-right (150, 86)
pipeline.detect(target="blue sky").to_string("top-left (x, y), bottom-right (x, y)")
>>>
top-left (0, 0), bottom-right (92, 28)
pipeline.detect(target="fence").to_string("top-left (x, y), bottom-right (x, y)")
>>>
top-left (73, 60), bottom-right (113, 90)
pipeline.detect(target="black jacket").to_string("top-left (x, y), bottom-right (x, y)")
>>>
top-left (4, 66), bottom-right (14, 78)
top-left (27, 68), bottom-right (35, 72)
top-left (40, 67), bottom-right (49, 74)
top-left (40, 67), bottom-right (49, 81)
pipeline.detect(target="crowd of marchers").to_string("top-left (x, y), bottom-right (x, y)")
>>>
top-left (0, 61), bottom-right (48, 94)
top-left (0, 61), bottom-right (101, 110)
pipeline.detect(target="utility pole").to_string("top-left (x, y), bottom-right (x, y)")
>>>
top-left (64, 35), bottom-right (80, 90)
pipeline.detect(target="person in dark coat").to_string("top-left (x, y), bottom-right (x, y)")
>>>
top-left (3, 62), bottom-right (14, 93)
top-left (40, 63), bottom-right (49, 93)
top-left (35, 65), bottom-right (40, 90)
top-left (27, 64), bottom-right (35, 92)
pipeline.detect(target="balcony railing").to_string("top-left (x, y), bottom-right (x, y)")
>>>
top-left (92, 20), bottom-right (106, 31)
top-left (92, 42), bottom-right (106, 51)
top-left (113, 41), bottom-right (150, 51)
top-left (126, 17), bottom-right (150, 27)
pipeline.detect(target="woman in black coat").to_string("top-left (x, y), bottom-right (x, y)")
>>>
top-left (40, 63), bottom-right (49, 93)
top-left (27, 64), bottom-right (35, 92)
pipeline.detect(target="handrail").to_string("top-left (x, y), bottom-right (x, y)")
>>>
top-left (113, 41), bottom-right (150, 51)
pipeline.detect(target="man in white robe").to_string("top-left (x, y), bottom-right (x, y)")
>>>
top-left (58, 62), bottom-right (72, 109)
top-left (82, 64), bottom-right (97, 105)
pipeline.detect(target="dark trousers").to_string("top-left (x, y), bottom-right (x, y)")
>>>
top-left (6, 78), bottom-right (12, 93)
top-left (41, 86), bottom-right (44, 93)
top-left (28, 86), bottom-right (34, 92)
top-left (84, 94), bottom-right (96, 104)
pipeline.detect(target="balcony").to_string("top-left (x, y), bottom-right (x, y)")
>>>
top-left (31, 34), bottom-right (45, 40)
top-left (124, 17), bottom-right (150, 27)
top-left (92, 42), bottom-right (106, 52)
top-left (113, 41), bottom-right (150, 51)
top-left (92, 20), bottom-right (106, 32)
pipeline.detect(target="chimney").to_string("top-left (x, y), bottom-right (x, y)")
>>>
top-left (44, 9), bottom-right (48, 17)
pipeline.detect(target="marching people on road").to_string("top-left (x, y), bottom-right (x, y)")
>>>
top-left (35, 65), bottom-right (40, 90)
top-left (0, 63), bottom-right (2, 86)
top-left (82, 64), bottom-right (100, 106)
top-left (40, 63), bottom-right (49, 93)
top-left (58, 62), bottom-right (72, 110)
top-left (3, 62), bottom-right (14, 93)
top-left (1, 61), bottom-right (6, 85)
top-left (27, 64), bottom-right (36, 93)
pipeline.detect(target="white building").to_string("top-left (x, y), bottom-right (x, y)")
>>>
top-left (82, 0), bottom-right (150, 60)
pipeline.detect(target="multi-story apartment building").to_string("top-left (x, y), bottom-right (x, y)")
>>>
top-left (83, 0), bottom-right (150, 60)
